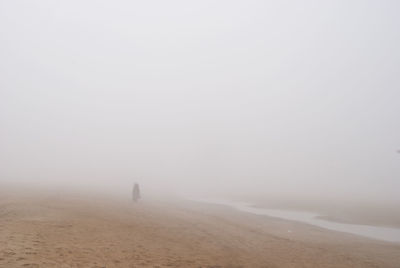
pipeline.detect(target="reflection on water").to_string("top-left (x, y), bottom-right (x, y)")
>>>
top-left (193, 198), bottom-right (400, 243)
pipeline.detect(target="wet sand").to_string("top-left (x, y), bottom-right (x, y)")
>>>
top-left (234, 195), bottom-right (400, 228)
top-left (1, 192), bottom-right (399, 268)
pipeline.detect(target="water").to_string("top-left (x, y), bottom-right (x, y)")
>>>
top-left (192, 198), bottom-right (400, 243)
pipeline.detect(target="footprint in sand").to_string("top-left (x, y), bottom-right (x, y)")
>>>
top-left (4, 251), bottom-right (16, 256)
top-left (22, 264), bottom-right (39, 268)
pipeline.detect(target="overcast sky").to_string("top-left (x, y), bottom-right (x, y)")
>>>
top-left (1, 0), bottom-right (399, 200)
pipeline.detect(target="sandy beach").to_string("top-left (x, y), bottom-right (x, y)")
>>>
top-left (1, 192), bottom-right (399, 268)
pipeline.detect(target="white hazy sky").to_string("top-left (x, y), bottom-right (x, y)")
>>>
top-left (1, 0), bottom-right (399, 200)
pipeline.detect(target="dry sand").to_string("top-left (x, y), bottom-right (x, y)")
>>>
top-left (0, 192), bottom-right (399, 268)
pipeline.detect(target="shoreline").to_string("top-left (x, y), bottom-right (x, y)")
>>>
top-left (229, 195), bottom-right (400, 229)
top-left (190, 198), bottom-right (400, 243)
top-left (1, 193), bottom-right (400, 267)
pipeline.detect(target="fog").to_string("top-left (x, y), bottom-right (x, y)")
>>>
top-left (1, 1), bottom-right (399, 203)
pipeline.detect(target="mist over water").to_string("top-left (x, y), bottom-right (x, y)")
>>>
top-left (1, 0), bottom-right (400, 206)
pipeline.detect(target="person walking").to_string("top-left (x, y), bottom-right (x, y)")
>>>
top-left (132, 183), bottom-right (141, 202)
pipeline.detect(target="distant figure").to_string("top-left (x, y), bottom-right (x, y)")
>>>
top-left (132, 183), bottom-right (141, 202)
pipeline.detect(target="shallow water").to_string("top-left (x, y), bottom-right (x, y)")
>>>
top-left (193, 198), bottom-right (400, 243)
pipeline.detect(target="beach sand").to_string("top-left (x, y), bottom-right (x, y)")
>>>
top-left (0, 192), bottom-right (399, 268)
